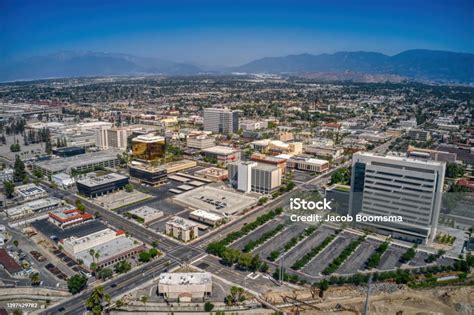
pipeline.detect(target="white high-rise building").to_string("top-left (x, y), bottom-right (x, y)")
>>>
top-left (228, 161), bottom-right (282, 194)
top-left (203, 108), bottom-right (239, 134)
top-left (95, 127), bottom-right (129, 150)
top-left (349, 152), bottom-right (446, 244)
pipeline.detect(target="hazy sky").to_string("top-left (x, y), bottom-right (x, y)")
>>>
top-left (1, 0), bottom-right (473, 66)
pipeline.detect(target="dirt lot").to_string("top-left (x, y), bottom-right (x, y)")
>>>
top-left (268, 284), bottom-right (473, 315)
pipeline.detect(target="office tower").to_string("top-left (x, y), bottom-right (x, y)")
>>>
top-left (228, 161), bottom-right (282, 194)
top-left (131, 134), bottom-right (166, 161)
top-left (95, 127), bottom-right (129, 150)
top-left (349, 152), bottom-right (445, 244)
top-left (203, 108), bottom-right (239, 134)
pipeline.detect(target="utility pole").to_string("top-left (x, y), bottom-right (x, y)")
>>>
top-left (364, 274), bottom-right (372, 315)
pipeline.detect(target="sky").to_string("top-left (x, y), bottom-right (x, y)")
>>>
top-left (1, 0), bottom-right (473, 66)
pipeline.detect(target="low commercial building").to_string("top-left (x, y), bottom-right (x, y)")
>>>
top-left (0, 168), bottom-right (13, 182)
top-left (407, 146), bottom-right (457, 163)
top-left (129, 162), bottom-right (167, 186)
top-left (48, 208), bottom-right (93, 229)
top-left (15, 184), bottom-right (48, 201)
top-left (277, 155), bottom-right (330, 173)
top-left (51, 173), bottom-right (75, 188)
top-left (61, 228), bottom-right (145, 269)
top-left (158, 272), bottom-right (212, 301)
top-left (186, 134), bottom-right (215, 149)
top-left (358, 132), bottom-right (391, 143)
top-left (194, 167), bottom-right (228, 181)
top-left (33, 149), bottom-right (122, 177)
top-left (52, 146), bottom-right (85, 157)
top-left (239, 120), bottom-right (268, 131)
top-left (251, 140), bottom-right (303, 156)
top-left (189, 209), bottom-right (224, 227)
top-left (0, 249), bottom-right (22, 276)
top-left (6, 197), bottom-right (64, 220)
top-left (303, 144), bottom-right (344, 160)
top-left (408, 129), bottom-right (431, 142)
top-left (128, 206), bottom-right (164, 224)
top-left (165, 217), bottom-right (199, 242)
top-left (163, 160), bottom-right (197, 174)
top-left (76, 173), bottom-right (129, 198)
top-left (228, 161), bottom-right (282, 194)
top-left (202, 146), bottom-right (241, 165)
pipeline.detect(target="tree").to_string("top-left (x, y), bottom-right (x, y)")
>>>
top-left (67, 274), bottom-right (88, 294)
top-left (204, 301), bottom-right (214, 312)
top-left (13, 240), bottom-right (19, 247)
top-left (86, 286), bottom-right (110, 315)
top-left (149, 248), bottom-right (159, 258)
top-left (114, 260), bottom-right (131, 274)
top-left (226, 286), bottom-right (245, 305)
top-left (3, 180), bottom-right (15, 198)
top-left (30, 273), bottom-right (41, 286)
top-left (139, 251), bottom-right (151, 263)
top-left (13, 155), bottom-right (26, 182)
top-left (124, 183), bottom-right (134, 192)
top-left (317, 280), bottom-right (329, 297)
top-left (446, 163), bottom-right (465, 178)
top-left (98, 268), bottom-right (113, 280)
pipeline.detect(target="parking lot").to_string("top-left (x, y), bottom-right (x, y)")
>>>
top-left (230, 218), bottom-right (285, 251)
top-left (302, 233), bottom-right (358, 276)
top-left (253, 223), bottom-right (307, 258)
top-left (338, 238), bottom-right (379, 274)
top-left (279, 226), bottom-right (335, 268)
top-left (379, 244), bottom-right (405, 270)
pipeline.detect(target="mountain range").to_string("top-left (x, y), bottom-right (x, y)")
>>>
top-left (1, 49), bottom-right (473, 83)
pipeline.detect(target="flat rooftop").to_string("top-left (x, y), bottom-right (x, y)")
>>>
top-left (77, 173), bottom-right (128, 187)
top-left (355, 152), bottom-right (445, 167)
top-left (202, 146), bottom-right (239, 155)
top-left (35, 149), bottom-right (121, 173)
top-left (75, 235), bottom-right (140, 267)
top-left (129, 206), bottom-right (163, 217)
top-left (132, 134), bottom-right (165, 143)
top-left (15, 184), bottom-right (47, 197)
top-left (190, 209), bottom-right (223, 221)
top-left (174, 185), bottom-right (257, 215)
top-left (167, 217), bottom-right (198, 229)
top-left (159, 272), bottom-right (212, 285)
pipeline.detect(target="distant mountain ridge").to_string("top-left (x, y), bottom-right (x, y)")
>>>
top-left (235, 50), bottom-right (474, 83)
top-left (1, 49), bottom-right (473, 83)
top-left (0, 51), bottom-right (202, 81)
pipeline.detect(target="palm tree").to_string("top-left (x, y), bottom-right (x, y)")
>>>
top-left (89, 248), bottom-right (96, 263)
top-left (140, 295), bottom-right (148, 315)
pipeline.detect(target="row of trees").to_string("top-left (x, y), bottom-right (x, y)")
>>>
top-left (243, 224), bottom-right (284, 253)
top-left (292, 232), bottom-right (338, 270)
top-left (366, 241), bottom-right (389, 269)
top-left (322, 236), bottom-right (365, 275)
top-left (268, 226), bottom-right (316, 261)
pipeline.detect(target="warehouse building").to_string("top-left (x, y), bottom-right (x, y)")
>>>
top-left (76, 173), bottom-right (129, 198)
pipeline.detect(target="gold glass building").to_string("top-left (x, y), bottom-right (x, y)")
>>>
top-left (131, 134), bottom-right (166, 161)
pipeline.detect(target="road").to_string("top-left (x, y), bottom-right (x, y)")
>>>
top-left (41, 257), bottom-right (177, 315)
